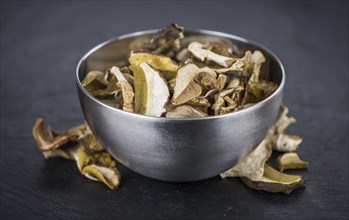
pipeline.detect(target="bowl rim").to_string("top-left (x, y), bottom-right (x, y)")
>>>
top-left (76, 29), bottom-right (285, 121)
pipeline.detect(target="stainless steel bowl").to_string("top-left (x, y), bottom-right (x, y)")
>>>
top-left (76, 30), bottom-right (285, 182)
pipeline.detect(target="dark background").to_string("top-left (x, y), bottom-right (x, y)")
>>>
top-left (1, 1), bottom-right (348, 219)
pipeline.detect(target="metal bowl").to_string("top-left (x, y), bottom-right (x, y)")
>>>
top-left (76, 30), bottom-right (285, 182)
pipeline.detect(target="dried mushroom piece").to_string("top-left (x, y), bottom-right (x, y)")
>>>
top-left (166, 105), bottom-right (208, 118)
top-left (130, 62), bottom-right (170, 116)
top-left (140, 23), bottom-right (184, 57)
top-left (172, 63), bottom-right (220, 105)
top-left (240, 164), bottom-right (304, 194)
top-left (73, 146), bottom-right (121, 189)
top-left (211, 88), bottom-right (235, 115)
top-left (276, 152), bottom-right (309, 172)
top-left (220, 139), bottom-right (272, 180)
top-left (32, 118), bottom-right (71, 153)
top-left (129, 52), bottom-right (179, 72)
top-left (110, 66), bottom-right (135, 112)
top-left (215, 51), bottom-right (252, 75)
top-left (32, 119), bottom-right (121, 189)
top-left (188, 42), bottom-right (236, 67)
top-left (249, 50), bottom-right (266, 83)
top-left (220, 138), bottom-right (304, 194)
top-left (83, 71), bottom-right (122, 99)
top-left (82, 71), bottom-right (108, 87)
top-left (268, 105), bottom-right (303, 152)
top-left (242, 80), bottom-right (278, 105)
top-left (171, 63), bottom-right (202, 105)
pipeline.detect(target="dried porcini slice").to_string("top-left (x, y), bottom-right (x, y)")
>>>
top-left (130, 62), bottom-right (170, 116)
top-left (110, 66), bottom-right (135, 113)
top-left (140, 23), bottom-right (184, 57)
top-left (32, 119), bottom-right (121, 189)
top-left (82, 70), bottom-right (108, 87)
top-left (215, 51), bottom-right (252, 75)
top-left (268, 105), bottom-right (303, 152)
top-left (240, 164), bottom-right (304, 195)
top-left (32, 118), bottom-right (71, 153)
top-left (188, 42), bottom-right (236, 67)
top-left (171, 63), bottom-right (202, 105)
top-left (221, 105), bottom-right (307, 194)
top-left (276, 152), bottom-right (309, 172)
top-left (129, 52), bottom-right (179, 72)
top-left (242, 80), bottom-right (278, 105)
top-left (172, 63), bottom-right (220, 105)
top-left (220, 138), bottom-right (304, 194)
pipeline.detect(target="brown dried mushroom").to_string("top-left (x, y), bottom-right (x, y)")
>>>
top-left (32, 119), bottom-right (121, 189)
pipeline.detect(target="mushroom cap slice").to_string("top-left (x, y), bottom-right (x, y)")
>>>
top-left (240, 164), bottom-right (304, 194)
top-left (166, 105), bottom-right (208, 118)
top-left (172, 63), bottom-right (202, 105)
top-left (129, 52), bottom-right (179, 72)
top-left (130, 62), bottom-right (170, 116)
top-left (276, 152), bottom-right (309, 172)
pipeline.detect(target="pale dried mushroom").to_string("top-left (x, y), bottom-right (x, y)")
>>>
top-left (221, 104), bottom-right (307, 194)
top-left (129, 52), bottom-right (179, 72)
top-left (171, 63), bottom-right (202, 105)
top-left (220, 137), bottom-right (304, 194)
top-left (276, 152), bottom-right (309, 172)
top-left (215, 51), bottom-right (252, 75)
top-left (32, 119), bottom-right (121, 189)
top-left (268, 105), bottom-right (303, 152)
top-left (188, 42), bottom-right (236, 67)
top-left (110, 66), bottom-right (135, 112)
top-left (81, 70), bottom-right (108, 87)
top-left (130, 62), bottom-right (170, 116)
top-left (240, 164), bottom-right (304, 194)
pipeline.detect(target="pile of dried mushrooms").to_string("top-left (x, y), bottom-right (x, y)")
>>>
top-left (83, 24), bottom-right (278, 117)
top-left (32, 24), bottom-right (308, 193)
top-left (221, 104), bottom-right (308, 194)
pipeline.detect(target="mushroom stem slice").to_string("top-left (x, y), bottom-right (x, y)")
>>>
top-left (276, 152), bottom-right (309, 172)
top-left (188, 42), bottom-right (236, 67)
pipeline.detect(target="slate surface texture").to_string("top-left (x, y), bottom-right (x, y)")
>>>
top-left (1, 1), bottom-right (348, 219)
